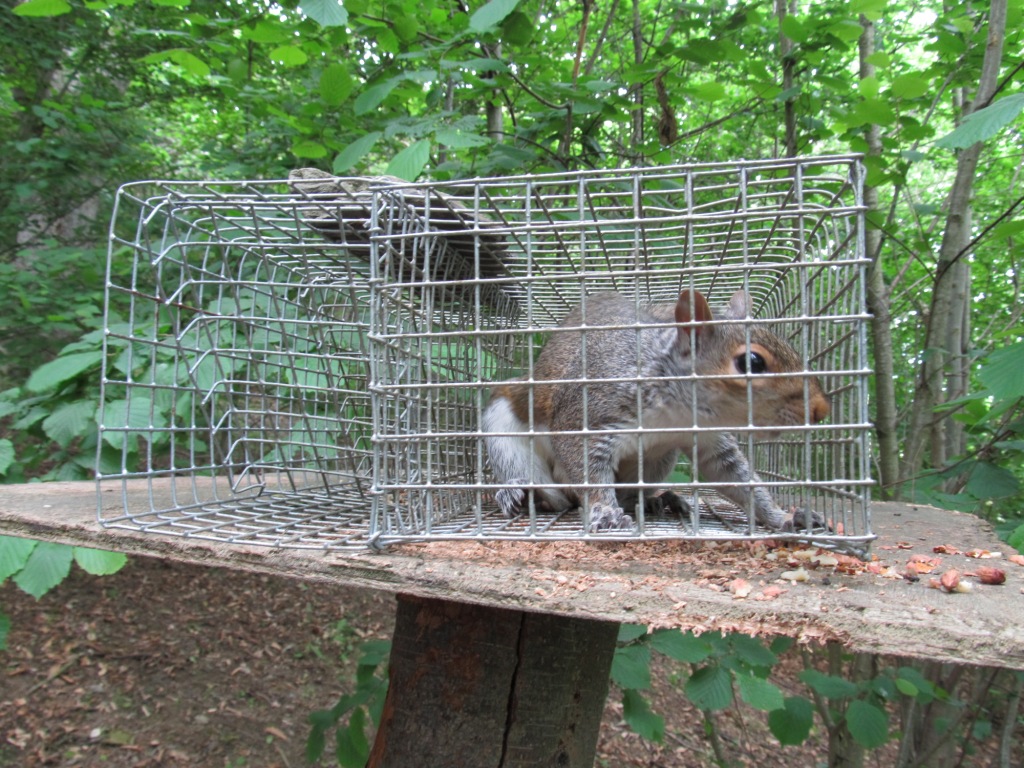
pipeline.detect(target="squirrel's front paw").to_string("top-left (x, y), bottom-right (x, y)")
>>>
top-left (781, 506), bottom-right (829, 532)
top-left (589, 504), bottom-right (634, 532)
top-left (495, 486), bottom-right (525, 517)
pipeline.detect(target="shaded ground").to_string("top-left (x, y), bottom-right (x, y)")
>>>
top-left (0, 556), bottom-right (1008, 767)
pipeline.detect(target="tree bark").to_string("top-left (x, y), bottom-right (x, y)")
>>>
top-left (776, 0), bottom-right (798, 157)
top-left (899, 0), bottom-right (1007, 487)
top-left (367, 594), bottom-right (618, 768)
top-left (858, 14), bottom-right (900, 497)
top-left (630, 0), bottom-right (644, 156)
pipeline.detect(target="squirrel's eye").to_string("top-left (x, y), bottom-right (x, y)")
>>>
top-left (735, 351), bottom-right (767, 375)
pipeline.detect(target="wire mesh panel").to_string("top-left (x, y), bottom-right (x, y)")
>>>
top-left (369, 156), bottom-right (874, 553)
top-left (97, 177), bottom-right (381, 549)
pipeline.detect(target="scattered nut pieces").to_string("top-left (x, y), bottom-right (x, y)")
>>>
top-left (907, 555), bottom-right (941, 574)
top-left (974, 567), bottom-right (1006, 585)
top-left (940, 569), bottom-right (961, 592)
top-left (965, 548), bottom-right (1002, 559)
top-left (812, 553), bottom-right (839, 567)
top-left (1008, 554), bottom-right (1024, 567)
top-left (926, 568), bottom-right (976, 593)
top-left (933, 544), bottom-right (961, 555)
top-left (729, 578), bottom-right (754, 599)
top-left (780, 567), bottom-right (810, 583)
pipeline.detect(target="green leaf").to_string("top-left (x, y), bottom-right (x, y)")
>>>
top-left (649, 630), bottom-right (711, 663)
top-left (26, 351), bottom-right (103, 393)
top-left (434, 129), bottom-right (489, 149)
top-left (991, 220), bottom-right (1024, 240)
top-left (43, 400), bottom-right (96, 449)
top-left (846, 699), bottom-right (890, 748)
top-left (859, 76), bottom-right (880, 99)
top-left (0, 611), bottom-right (9, 651)
top-left (333, 133), bottom-right (381, 173)
top-left (891, 73), bottom-right (929, 99)
top-left (392, 16), bottom-right (418, 42)
top-left (622, 689), bottom-right (665, 742)
top-left (301, 0), bottom-right (349, 27)
top-left (99, 395), bottom-right (163, 451)
top-left (246, 20), bottom-right (288, 44)
top-left (385, 140), bottom-right (430, 181)
top-left (142, 50), bottom-right (212, 79)
top-left (73, 547), bottom-right (127, 576)
top-left (979, 342), bottom-right (1024, 400)
top-left (470, 0), bottom-right (521, 32)
top-left (320, 63), bottom-right (354, 106)
top-left (850, 0), bottom-right (886, 19)
top-left (736, 673), bottom-right (785, 712)
top-left (895, 678), bottom-right (918, 696)
top-left (1007, 523), bottom-right (1024, 553)
top-left (335, 706), bottom-right (369, 767)
top-left (270, 46), bottom-right (309, 67)
top-left (611, 643), bottom-right (651, 690)
top-left (500, 10), bottom-right (534, 45)
top-left (684, 665), bottom-right (733, 711)
top-left (828, 19), bottom-right (864, 43)
top-left (730, 634), bottom-right (778, 668)
top-left (174, 52), bottom-right (211, 79)
top-left (12, 0), bottom-right (71, 16)
top-left (0, 536), bottom-right (37, 581)
top-left (354, 79), bottom-right (398, 115)
top-left (851, 97), bottom-right (896, 127)
top-left (12, 541), bottom-right (74, 598)
top-left (768, 696), bottom-right (815, 745)
top-left (964, 461), bottom-right (1020, 500)
top-left (800, 668), bottom-right (859, 699)
top-left (779, 15), bottom-right (807, 43)
top-left (0, 439), bottom-right (14, 475)
top-left (936, 94), bottom-right (1024, 149)
top-left (293, 140), bottom-right (329, 159)
top-left (690, 81), bottom-right (726, 102)
top-left (617, 624), bottom-right (648, 642)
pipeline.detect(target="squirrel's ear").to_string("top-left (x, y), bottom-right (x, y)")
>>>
top-left (723, 290), bottom-right (751, 320)
top-left (675, 289), bottom-right (713, 351)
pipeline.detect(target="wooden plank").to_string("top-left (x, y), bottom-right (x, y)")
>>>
top-left (1, 481), bottom-right (1023, 670)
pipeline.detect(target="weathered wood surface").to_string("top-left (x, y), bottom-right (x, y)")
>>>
top-left (2, 481), bottom-right (1023, 670)
top-left (368, 595), bottom-right (617, 768)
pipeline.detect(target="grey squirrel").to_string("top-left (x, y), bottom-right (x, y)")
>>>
top-left (482, 289), bottom-right (830, 532)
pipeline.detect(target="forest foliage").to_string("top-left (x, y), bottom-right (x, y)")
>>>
top-left (1, 0), bottom-right (1023, 763)
top-left (2, 0), bottom-right (1022, 523)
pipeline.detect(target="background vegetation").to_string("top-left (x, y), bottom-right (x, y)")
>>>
top-left (1, 0), bottom-right (1022, 765)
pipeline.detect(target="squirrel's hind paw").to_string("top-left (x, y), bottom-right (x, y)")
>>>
top-left (589, 504), bottom-right (634, 532)
top-left (645, 491), bottom-right (691, 518)
top-left (781, 506), bottom-right (830, 532)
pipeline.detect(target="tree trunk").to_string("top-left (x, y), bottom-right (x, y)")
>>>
top-left (484, 43), bottom-right (504, 142)
top-left (776, 0), bottom-right (798, 157)
top-left (367, 594), bottom-right (618, 768)
top-left (899, 0), bottom-right (1007, 488)
top-left (858, 14), bottom-right (899, 497)
top-left (630, 0), bottom-right (644, 156)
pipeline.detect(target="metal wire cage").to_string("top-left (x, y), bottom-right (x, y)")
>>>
top-left (97, 157), bottom-right (873, 553)
top-left (370, 156), bottom-right (874, 553)
top-left (96, 178), bottom-right (381, 549)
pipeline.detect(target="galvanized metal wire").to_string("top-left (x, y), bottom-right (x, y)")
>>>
top-left (98, 156), bottom-right (874, 554)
